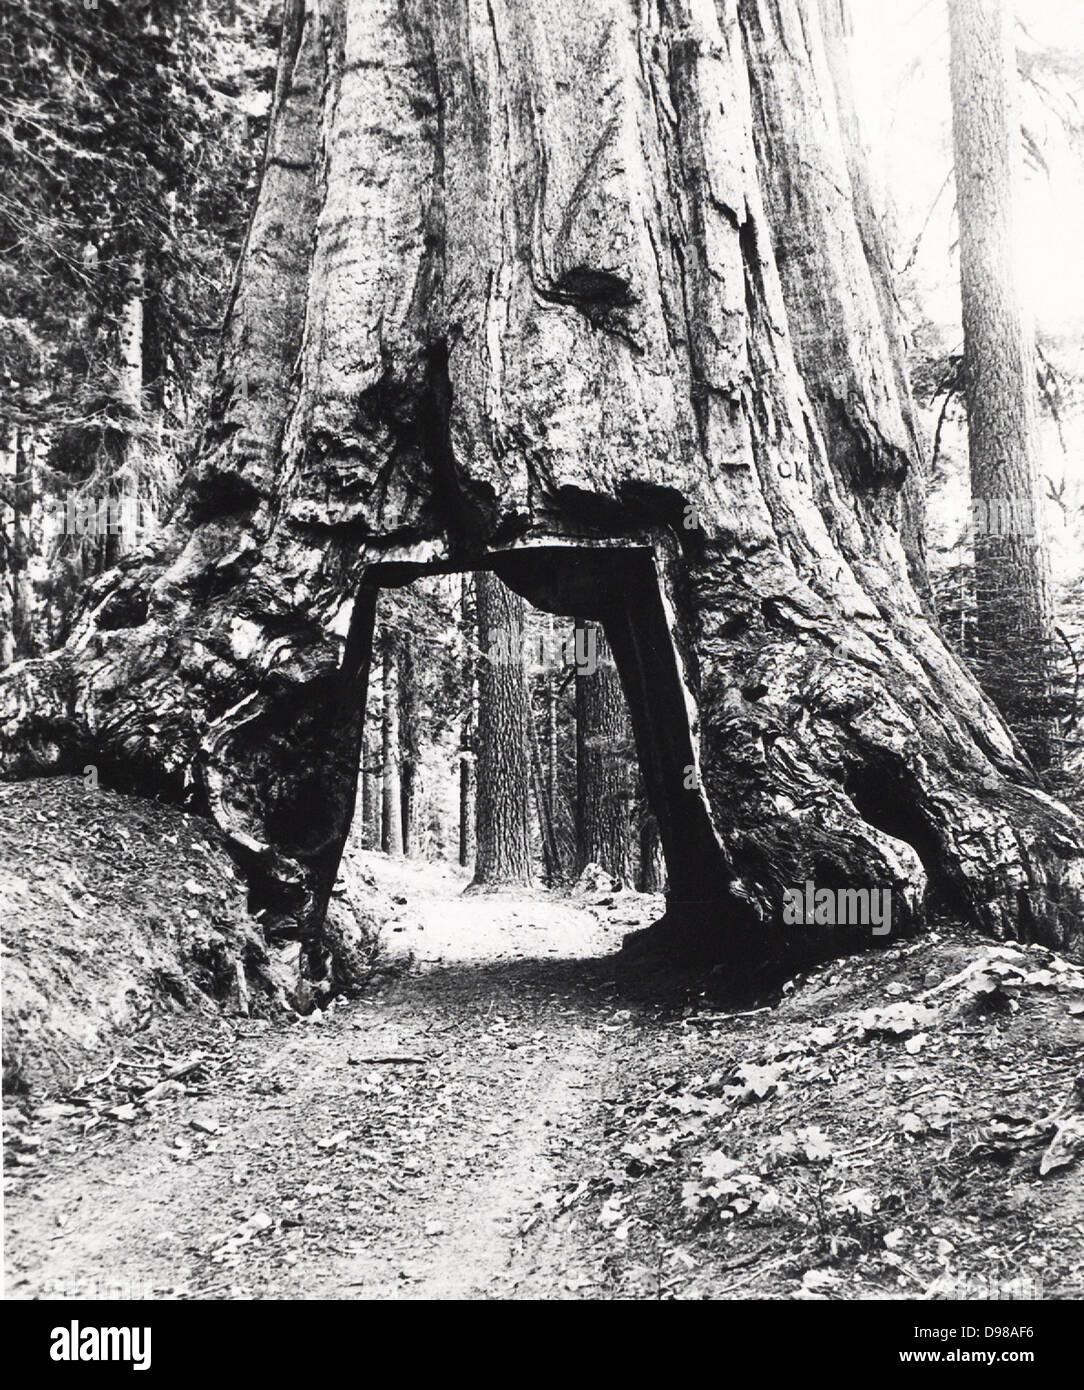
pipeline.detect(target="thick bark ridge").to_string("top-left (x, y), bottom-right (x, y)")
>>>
top-left (2, 0), bottom-right (1082, 976)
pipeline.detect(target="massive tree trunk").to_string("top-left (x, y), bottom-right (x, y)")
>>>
top-left (574, 621), bottom-right (635, 884)
top-left (472, 570), bottom-right (533, 885)
top-left (2, 0), bottom-right (1082, 976)
top-left (948, 0), bottom-right (1057, 769)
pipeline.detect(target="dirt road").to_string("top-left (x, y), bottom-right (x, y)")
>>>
top-left (6, 854), bottom-right (1082, 1301)
top-left (5, 860), bottom-right (653, 1299)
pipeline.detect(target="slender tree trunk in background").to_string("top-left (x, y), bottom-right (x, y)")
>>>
top-left (458, 751), bottom-right (474, 868)
top-left (458, 573), bottom-right (475, 869)
top-left (574, 621), bottom-right (634, 885)
top-left (637, 797), bottom-right (666, 894)
top-left (10, 429), bottom-right (34, 661)
top-left (381, 637), bottom-right (402, 856)
top-left (545, 627), bottom-right (559, 810)
top-left (546, 620), bottom-right (570, 867)
top-left (398, 631), bottom-right (418, 855)
top-left (529, 704), bottom-right (562, 883)
top-left (108, 257), bottom-right (144, 566)
top-left (370, 750), bottom-right (384, 852)
top-left (948, 0), bottom-right (1056, 769)
top-left (472, 570), bottom-right (532, 886)
top-left (359, 728), bottom-right (374, 850)
top-left (421, 785), bottom-right (446, 859)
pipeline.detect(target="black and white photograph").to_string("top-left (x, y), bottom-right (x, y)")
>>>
top-left (1, 0), bottom-right (1082, 1341)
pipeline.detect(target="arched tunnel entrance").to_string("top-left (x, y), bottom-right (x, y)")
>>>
top-left (331, 543), bottom-right (745, 978)
top-left (199, 523), bottom-right (944, 991)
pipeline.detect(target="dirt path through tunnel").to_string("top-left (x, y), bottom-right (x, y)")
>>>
top-left (5, 858), bottom-right (654, 1300)
top-left (7, 852), bottom-right (1082, 1302)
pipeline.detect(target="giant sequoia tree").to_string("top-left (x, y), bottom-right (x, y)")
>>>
top-left (2, 0), bottom-right (1083, 976)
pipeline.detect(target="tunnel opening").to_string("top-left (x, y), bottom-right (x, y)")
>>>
top-left (318, 545), bottom-right (739, 980)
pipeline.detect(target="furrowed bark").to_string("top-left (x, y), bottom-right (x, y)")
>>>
top-left (472, 571), bottom-right (532, 886)
top-left (1, 0), bottom-right (1081, 976)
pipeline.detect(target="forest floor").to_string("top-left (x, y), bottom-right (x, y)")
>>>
top-left (4, 797), bottom-right (1084, 1299)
